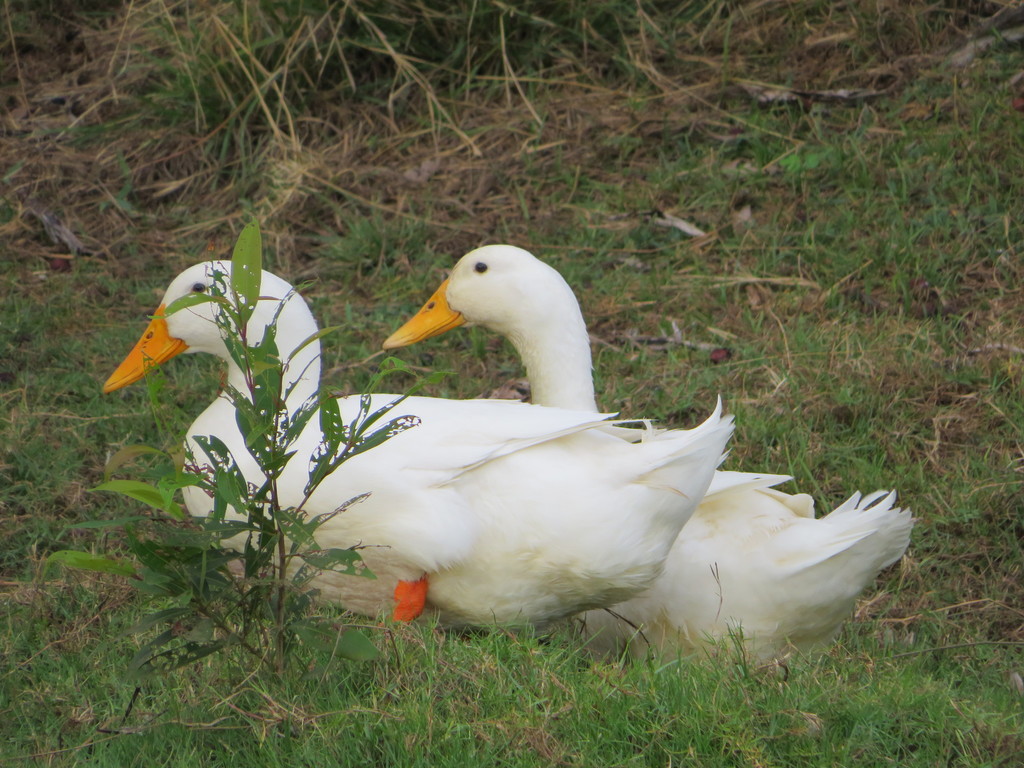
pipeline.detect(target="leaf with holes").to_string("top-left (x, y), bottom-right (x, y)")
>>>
top-left (231, 220), bottom-right (262, 326)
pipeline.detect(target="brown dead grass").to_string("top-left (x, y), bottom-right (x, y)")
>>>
top-left (1, 0), bottom-right (1003, 270)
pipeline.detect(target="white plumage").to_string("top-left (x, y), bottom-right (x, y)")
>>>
top-left (105, 260), bottom-right (733, 628)
top-left (385, 244), bottom-right (913, 659)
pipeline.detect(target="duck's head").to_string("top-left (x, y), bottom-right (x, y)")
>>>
top-left (383, 244), bottom-right (581, 350)
top-left (103, 260), bottom-right (309, 394)
top-left (384, 244), bottom-right (597, 411)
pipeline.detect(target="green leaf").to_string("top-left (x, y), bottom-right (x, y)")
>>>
top-left (290, 619), bottom-right (336, 653)
top-left (183, 618), bottom-right (215, 643)
top-left (282, 398), bottom-right (319, 453)
top-left (350, 414), bottom-right (421, 458)
top-left (130, 635), bottom-right (228, 679)
top-left (301, 547), bottom-right (371, 578)
top-left (231, 219), bottom-right (262, 326)
top-left (164, 291), bottom-right (230, 318)
top-left (129, 628), bottom-right (174, 677)
top-left (93, 479), bottom-right (164, 508)
top-left (126, 606), bottom-right (192, 636)
top-left (290, 622), bottom-right (378, 661)
top-left (200, 518), bottom-right (255, 539)
top-left (274, 507), bottom-right (319, 549)
top-left (190, 433), bottom-right (234, 468)
top-left (125, 534), bottom-right (173, 573)
top-left (64, 516), bottom-right (150, 530)
top-left (249, 355), bottom-right (283, 377)
top-left (92, 480), bottom-right (184, 520)
top-left (290, 325), bottom-right (340, 362)
top-left (335, 629), bottom-right (379, 661)
top-left (778, 154), bottom-right (802, 172)
top-left (47, 550), bottom-right (136, 577)
top-left (103, 444), bottom-right (166, 481)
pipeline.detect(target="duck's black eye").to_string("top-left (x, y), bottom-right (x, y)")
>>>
top-left (191, 282), bottom-right (206, 293)
top-left (474, 262), bottom-right (488, 274)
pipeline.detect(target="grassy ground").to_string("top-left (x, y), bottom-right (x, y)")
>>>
top-left (2, 0), bottom-right (1023, 764)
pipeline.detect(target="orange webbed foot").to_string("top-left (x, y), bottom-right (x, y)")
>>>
top-left (392, 575), bottom-right (429, 621)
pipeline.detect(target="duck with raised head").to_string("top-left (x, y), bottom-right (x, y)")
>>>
top-left (384, 244), bottom-right (913, 659)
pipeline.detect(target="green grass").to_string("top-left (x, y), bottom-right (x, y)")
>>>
top-left (2, 0), bottom-right (1023, 764)
top-left (4, 585), bottom-right (1022, 765)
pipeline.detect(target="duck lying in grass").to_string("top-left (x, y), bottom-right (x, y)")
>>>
top-left (384, 244), bottom-right (914, 660)
top-left (104, 260), bottom-right (733, 628)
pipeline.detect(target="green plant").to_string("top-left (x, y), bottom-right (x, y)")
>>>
top-left (48, 222), bottom-right (430, 676)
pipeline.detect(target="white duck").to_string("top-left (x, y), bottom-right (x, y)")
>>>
top-left (383, 245), bottom-right (914, 660)
top-left (104, 260), bottom-right (734, 628)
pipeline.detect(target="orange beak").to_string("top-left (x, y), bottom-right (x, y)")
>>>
top-left (382, 279), bottom-right (466, 350)
top-left (103, 305), bottom-right (189, 393)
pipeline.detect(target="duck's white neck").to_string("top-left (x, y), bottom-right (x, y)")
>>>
top-left (502, 285), bottom-right (598, 412)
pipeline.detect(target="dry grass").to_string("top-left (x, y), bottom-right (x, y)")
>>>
top-left (1, 0), bottom-right (1003, 266)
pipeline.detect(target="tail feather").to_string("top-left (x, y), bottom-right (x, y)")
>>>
top-left (706, 469), bottom-right (794, 499)
top-left (780, 490), bottom-right (912, 573)
top-left (635, 397), bottom-right (734, 497)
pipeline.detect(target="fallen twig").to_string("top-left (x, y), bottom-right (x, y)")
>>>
top-left (685, 274), bottom-right (821, 290)
top-left (739, 82), bottom-right (885, 106)
top-left (23, 198), bottom-right (93, 255)
top-left (647, 210), bottom-right (708, 238)
top-left (622, 320), bottom-right (719, 352)
top-left (947, 6), bottom-right (1024, 68)
top-left (966, 342), bottom-right (1024, 356)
